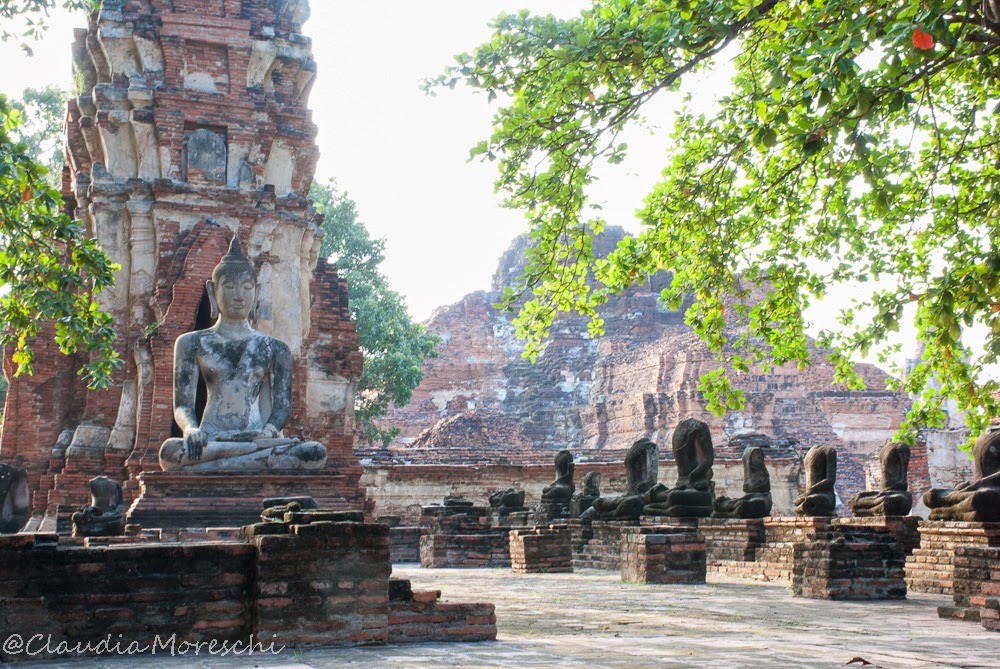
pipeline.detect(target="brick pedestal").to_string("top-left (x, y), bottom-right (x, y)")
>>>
top-left (938, 546), bottom-right (1000, 627)
top-left (621, 526), bottom-right (706, 584)
top-left (419, 532), bottom-right (510, 568)
top-left (126, 472), bottom-right (354, 529)
top-left (792, 524), bottom-right (906, 600)
top-left (573, 520), bottom-right (637, 570)
top-left (700, 519), bottom-right (766, 562)
top-left (389, 527), bottom-right (422, 563)
top-left (510, 526), bottom-right (573, 574)
top-left (905, 521), bottom-right (1000, 594)
top-left (247, 513), bottom-right (393, 645)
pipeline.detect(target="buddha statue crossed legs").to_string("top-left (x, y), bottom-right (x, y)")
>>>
top-left (158, 235), bottom-right (326, 472)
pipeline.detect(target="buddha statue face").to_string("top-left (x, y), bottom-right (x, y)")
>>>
top-left (207, 235), bottom-right (258, 321)
top-left (211, 269), bottom-right (256, 321)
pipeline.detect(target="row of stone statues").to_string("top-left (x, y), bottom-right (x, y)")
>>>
top-left (534, 418), bottom-right (1000, 523)
top-left (571, 419), bottom-right (774, 521)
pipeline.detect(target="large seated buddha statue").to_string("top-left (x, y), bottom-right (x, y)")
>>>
top-left (158, 235), bottom-right (327, 472)
top-left (848, 441), bottom-right (913, 517)
top-left (643, 418), bottom-right (715, 518)
top-left (924, 429), bottom-right (1000, 522)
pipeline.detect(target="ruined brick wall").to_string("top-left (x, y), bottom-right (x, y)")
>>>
top-left (0, 0), bottom-right (366, 519)
top-left (376, 227), bottom-right (911, 505)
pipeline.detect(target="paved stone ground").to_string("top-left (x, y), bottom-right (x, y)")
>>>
top-left (8, 566), bottom-right (996, 668)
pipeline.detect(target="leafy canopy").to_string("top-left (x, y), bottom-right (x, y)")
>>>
top-left (310, 181), bottom-right (440, 447)
top-left (1, 0), bottom-right (120, 389)
top-left (429, 0), bottom-right (1000, 444)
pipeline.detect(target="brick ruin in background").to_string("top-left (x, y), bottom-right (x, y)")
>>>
top-left (369, 227), bottom-right (915, 508)
top-left (0, 0), bottom-right (366, 524)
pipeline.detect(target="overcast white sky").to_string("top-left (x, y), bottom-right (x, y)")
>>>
top-left (0, 0), bottom-right (681, 322)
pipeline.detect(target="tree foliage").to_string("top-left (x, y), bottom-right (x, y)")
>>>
top-left (430, 0), bottom-right (1000, 444)
top-left (310, 181), bottom-right (440, 447)
top-left (1, 0), bottom-right (120, 390)
top-left (7, 86), bottom-right (69, 183)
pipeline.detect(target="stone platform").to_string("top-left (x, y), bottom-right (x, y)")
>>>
top-left (125, 471), bottom-right (354, 529)
top-left (572, 520), bottom-right (638, 570)
top-left (620, 525), bottom-right (706, 584)
top-left (20, 566), bottom-right (1000, 668)
top-left (938, 545), bottom-right (1000, 628)
top-left (0, 512), bottom-right (495, 662)
top-left (791, 524), bottom-right (906, 600)
top-left (509, 526), bottom-right (573, 574)
top-left (905, 520), bottom-right (1000, 594)
top-left (419, 532), bottom-right (511, 568)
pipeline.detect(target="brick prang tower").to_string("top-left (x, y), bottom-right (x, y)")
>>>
top-left (0, 0), bottom-right (367, 526)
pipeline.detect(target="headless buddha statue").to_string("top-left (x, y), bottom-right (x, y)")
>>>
top-left (924, 430), bottom-right (1000, 522)
top-left (848, 441), bottom-right (913, 517)
top-left (713, 446), bottom-right (773, 519)
top-left (582, 438), bottom-right (658, 521)
top-left (540, 450), bottom-right (575, 504)
top-left (644, 418), bottom-right (715, 518)
top-left (158, 235), bottom-right (327, 472)
top-left (794, 445), bottom-right (837, 517)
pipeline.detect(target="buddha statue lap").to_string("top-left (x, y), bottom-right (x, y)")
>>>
top-left (582, 438), bottom-right (658, 521)
top-left (848, 441), bottom-right (913, 517)
top-left (644, 418), bottom-right (715, 518)
top-left (713, 446), bottom-right (773, 519)
top-left (795, 445), bottom-right (837, 517)
top-left (158, 235), bottom-right (327, 473)
top-left (924, 430), bottom-right (1000, 522)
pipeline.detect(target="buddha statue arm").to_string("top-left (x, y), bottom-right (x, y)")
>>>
top-left (264, 339), bottom-right (294, 433)
top-left (173, 333), bottom-right (207, 459)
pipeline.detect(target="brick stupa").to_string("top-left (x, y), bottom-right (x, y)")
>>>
top-left (0, 0), bottom-right (367, 529)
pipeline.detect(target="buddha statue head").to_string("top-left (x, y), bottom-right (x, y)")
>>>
top-left (207, 234), bottom-right (257, 321)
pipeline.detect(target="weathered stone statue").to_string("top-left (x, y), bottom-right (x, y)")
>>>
top-left (489, 488), bottom-right (527, 514)
top-left (0, 464), bottom-right (30, 533)
top-left (158, 235), bottom-right (327, 472)
top-left (644, 418), bottom-right (715, 517)
top-left (924, 430), bottom-right (1000, 522)
top-left (540, 450), bottom-right (575, 503)
top-left (582, 439), bottom-right (658, 521)
top-left (713, 446), bottom-right (773, 519)
top-left (795, 445), bottom-right (838, 517)
top-left (71, 477), bottom-right (126, 537)
top-left (571, 471), bottom-right (601, 518)
top-left (849, 442), bottom-right (913, 517)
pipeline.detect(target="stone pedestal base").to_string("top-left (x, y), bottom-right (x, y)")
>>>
top-left (938, 546), bottom-right (1000, 627)
top-left (389, 527), bottom-right (422, 563)
top-left (572, 520), bottom-right (638, 570)
top-left (125, 471), bottom-right (355, 529)
top-left (510, 526), bottom-right (573, 574)
top-left (621, 526), bottom-right (706, 584)
top-left (792, 524), bottom-right (906, 600)
top-left (905, 521), bottom-right (1000, 594)
top-left (419, 532), bottom-right (511, 568)
top-left (844, 516), bottom-right (921, 554)
top-left (699, 518), bottom-right (766, 562)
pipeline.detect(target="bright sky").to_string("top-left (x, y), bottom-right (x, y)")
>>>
top-left (1, 0), bottom-right (677, 322)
